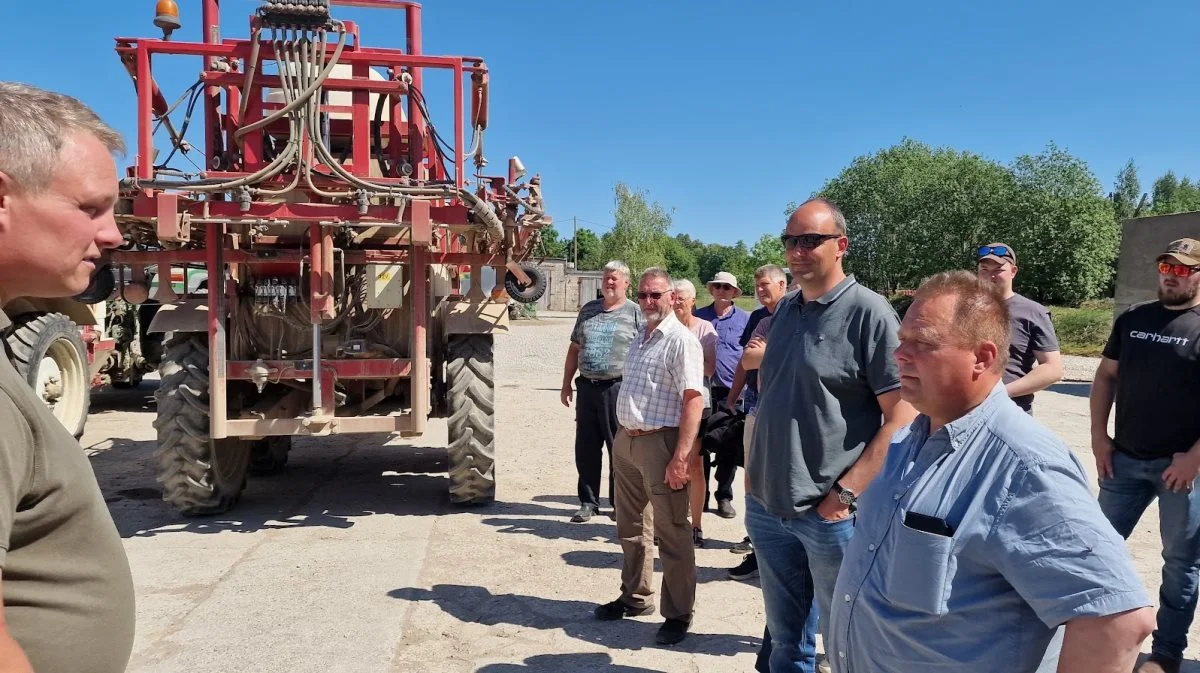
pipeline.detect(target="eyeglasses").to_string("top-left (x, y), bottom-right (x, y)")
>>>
top-left (637, 291), bottom-right (667, 301)
top-left (781, 233), bottom-right (841, 251)
top-left (977, 245), bottom-right (1012, 259)
top-left (1158, 261), bottom-right (1200, 277)
top-left (710, 283), bottom-right (734, 291)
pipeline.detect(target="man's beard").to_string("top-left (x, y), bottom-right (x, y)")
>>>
top-left (643, 306), bottom-right (670, 323)
top-left (1159, 283), bottom-right (1200, 307)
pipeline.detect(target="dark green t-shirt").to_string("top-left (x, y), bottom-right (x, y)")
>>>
top-left (0, 310), bottom-right (135, 673)
top-left (749, 276), bottom-right (902, 517)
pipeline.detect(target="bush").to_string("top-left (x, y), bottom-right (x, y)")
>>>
top-left (889, 294), bottom-right (915, 319)
top-left (1050, 300), bottom-right (1112, 356)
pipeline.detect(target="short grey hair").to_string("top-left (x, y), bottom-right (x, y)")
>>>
top-left (754, 264), bottom-right (787, 283)
top-left (0, 82), bottom-right (125, 193)
top-left (603, 260), bottom-right (631, 281)
top-left (640, 267), bottom-right (672, 287)
top-left (672, 279), bottom-right (696, 299)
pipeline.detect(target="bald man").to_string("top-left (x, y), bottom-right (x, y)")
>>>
top-left (746, 198), bottom-right (916, 672)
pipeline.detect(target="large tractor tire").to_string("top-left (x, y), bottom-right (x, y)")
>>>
top-left (5, 313), bottom-right (90, 438)
top-left (153, 334), bottom-right (251, 516)
top-left (446, 334), bottom-right (496, 504)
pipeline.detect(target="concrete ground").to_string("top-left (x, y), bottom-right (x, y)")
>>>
top-left (81, 315), bottom-right (1197, 672)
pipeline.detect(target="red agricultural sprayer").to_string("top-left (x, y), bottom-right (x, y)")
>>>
top-left (101, 0), bottom-right (550, 515)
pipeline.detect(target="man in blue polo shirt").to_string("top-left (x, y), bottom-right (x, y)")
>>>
top-left (829, 270), bottom-right (1153, 673)
top-left (694, 270), bottom-right (750, 519)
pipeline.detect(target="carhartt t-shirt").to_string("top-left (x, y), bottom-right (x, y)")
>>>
top-left (1103, 301), bottom-right (1200, 459)
top-left (1004, 293), bottom-right (1060, 412)
top-left (570, 298), bottom-right (642, 380)
top-left (0, 310), bottom-right (135, 673)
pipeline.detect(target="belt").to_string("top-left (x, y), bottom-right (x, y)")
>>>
top-left (580, 376), bottom-right (622, 385)
top-left (624, 426), bottom-right (674, 437)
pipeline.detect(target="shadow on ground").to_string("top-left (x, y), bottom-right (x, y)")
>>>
top-left (561, 550), bottom-right (740, 585)
top-left (475, 653), bottom-right (661, 672)
top-left (1048, 381), bottom-right (1091, 398)
top-left (391, 584), bottom-right (760, 656)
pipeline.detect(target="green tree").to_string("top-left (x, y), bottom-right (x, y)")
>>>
top-left (816, 138), bottom-right (1016, 294)
top-left (1112, 159), bottom-right (1140, 221)
top-left (601, 183), bottom-right (672, 275)
top-left (749, 233), bottom-right (786, 269)
top-left (568, 227), bottom-right (604, 270)
top-left (1151, 171), bottom-right (1181, 214)
top-left (663, 236), bottom-right (699, 281)
top-left (1003, 143), bottom-right (1117, 305)
top-left (537, 226), bottom-right (569, 259)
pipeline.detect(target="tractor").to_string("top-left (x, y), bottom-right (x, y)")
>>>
top-left (106, 0), bottom-right (549, 515)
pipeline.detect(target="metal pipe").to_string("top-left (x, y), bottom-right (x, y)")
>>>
top-left (208, 221), bottom-right (229, 439)
top-left (202, 0), bottom-right (221, 160)
top-left (453, 60), bottom-right (463, 192)
top-left (410, 244), bottom-right (428, 436)
top-left (406, 3), bottom-right (424, 178)
top-left (312, 324), bottom-right (322, 412)
top-left (136, 44), bottom-right (153, 179)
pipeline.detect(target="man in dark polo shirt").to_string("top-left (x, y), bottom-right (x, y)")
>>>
top-left (975, 242), bottom-right (1063, 413)
top-left (1091, 237), bottom-right (1200, 673)
top-left (0, 82), bottom-right (134, 673)
top-left (746, 198), bottom-right (916, 672)
top-left (561, 260), bottom-right (642, 522)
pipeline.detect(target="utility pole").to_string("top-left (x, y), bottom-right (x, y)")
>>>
top-left (573, 215), bottom-right (578, 268)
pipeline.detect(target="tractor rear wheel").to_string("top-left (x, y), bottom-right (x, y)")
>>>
top-left (5, 312), bottom-right (90, 438)
top-left (153, 334), bottom-right (251, 516)
top-left (445, 334), bottom-right (495, 504)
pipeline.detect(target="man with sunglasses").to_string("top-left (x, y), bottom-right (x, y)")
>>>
top-left (974, 242), bottom-right (1063, 414)
top-left (1090, 238), bottom-right (1200, 673)
top-left (746, 198), bottom-right (916, 673)
top-left (693, 271), bottom-right (750, 519)
top-left (596, 268), bottom-right (705, 646)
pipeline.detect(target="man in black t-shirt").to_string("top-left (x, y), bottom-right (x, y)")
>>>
top-left (1091, 237), bottom-right (1200, 673)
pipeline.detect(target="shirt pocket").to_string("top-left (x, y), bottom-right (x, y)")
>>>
top-left (883, 520), bottom-right (955, 616)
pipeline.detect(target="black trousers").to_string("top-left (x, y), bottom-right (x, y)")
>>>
top-left (575, 376), bottom-right (621, 509)
top-left (704, 385), bottom-right (739, 503)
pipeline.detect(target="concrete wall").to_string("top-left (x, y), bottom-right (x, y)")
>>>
top-left (532, 260), bottom-right (602, 312)
top-left (1115, 212), bottom-right (1200, 314)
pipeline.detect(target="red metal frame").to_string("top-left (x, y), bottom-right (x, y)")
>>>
top-left (110, 1), bottom-right (541, 439)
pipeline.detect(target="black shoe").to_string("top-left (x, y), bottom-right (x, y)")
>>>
top-left (731, 536), bottom-right (753, 554)
top-left (656, 617), bottom-right (690, 645)
top-left (729, 552), bottom-right (758, 580)
top-left (571, 505), bottom-right (599, 523)
top-left (653, 536), bottom-right (661, 547)
top-left (594, 599), bottom-right (655, 621)
top-left (692, 528), bottom-right (705, 548)
top-left (716, 499), bottom-right (737, 519)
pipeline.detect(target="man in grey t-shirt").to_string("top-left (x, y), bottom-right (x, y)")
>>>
top-left (976, 242), bottom-right (1062, 413)
top-left (746, 199), bottom-right (916, 672)
top-left (561, 261), bottom-right (642, 522)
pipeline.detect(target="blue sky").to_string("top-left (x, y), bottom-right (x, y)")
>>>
top-left (4, 1), bottom-right (1198, 245)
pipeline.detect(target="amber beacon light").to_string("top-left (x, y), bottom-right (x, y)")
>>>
top-left (154, 0), bottom-right (182, 40)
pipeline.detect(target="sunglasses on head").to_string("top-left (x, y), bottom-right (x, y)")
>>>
top-left (1159, 261), bottom-right (1200, 277)
top-left (637, 291), bottom-right (668, 301)
top-left (780, 233), bottom-right (841, 251)
top-left (977, 245), bottom-right (1012, 260)
top-left (710, 283), bottom-right (734, 291)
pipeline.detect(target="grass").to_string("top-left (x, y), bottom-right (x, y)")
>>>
top-left (1051, 299), bottom-right (1113, 357)
top-left (693, 286), bottom-right (761, 312)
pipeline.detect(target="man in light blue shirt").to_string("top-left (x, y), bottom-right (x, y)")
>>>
top-left (828, 271), bottom-right (1153, 673)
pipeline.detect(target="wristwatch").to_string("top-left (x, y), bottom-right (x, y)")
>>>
top-left (832, 482), bottom-right (858, 512)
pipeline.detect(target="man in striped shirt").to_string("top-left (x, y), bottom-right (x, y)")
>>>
top-left (593, 267), bottom-right (706, 647)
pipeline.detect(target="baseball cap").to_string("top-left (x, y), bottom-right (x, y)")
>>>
top-left (977, 242), bottom-right (1016, 265)
top-left (1158, 238), bottom-right (1200, 266)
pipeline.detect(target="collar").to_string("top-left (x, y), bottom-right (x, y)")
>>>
top-left (645, 311), bottom-right (681, 338)
top-left (800, 274), bottom-right (858, 307)
top-left (918, 381), bottom-right (1009, 452)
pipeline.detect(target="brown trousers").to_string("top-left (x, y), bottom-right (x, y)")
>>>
top-left (613, 426), bottom-right (696, 621)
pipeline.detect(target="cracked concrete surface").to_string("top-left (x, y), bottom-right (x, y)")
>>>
top-left (80, 317), bottom-right (1198, 672)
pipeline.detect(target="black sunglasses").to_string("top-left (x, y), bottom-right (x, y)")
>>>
top-left (710, 283), bottom-right (734, 291)
top-left (781, 233), bottom-right (841, 251)
top-left (977, 245), bottom-right (1012, 259)
top-left (637, 291), bottom-right (668, 301)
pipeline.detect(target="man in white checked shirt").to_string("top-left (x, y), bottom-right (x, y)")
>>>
top-left (593, 267), bottom-right (706, 647)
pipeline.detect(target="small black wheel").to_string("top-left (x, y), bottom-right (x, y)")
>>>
top-left (503, 264), bottom-right (546, 303)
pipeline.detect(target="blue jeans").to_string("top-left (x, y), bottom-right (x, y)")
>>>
top-left (1099, 451), bottom-right (1200, 663)
top-left (745, 495), bottom-right (855, 673)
